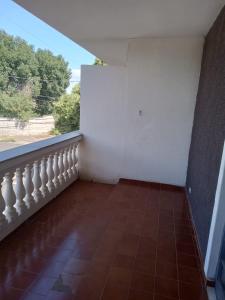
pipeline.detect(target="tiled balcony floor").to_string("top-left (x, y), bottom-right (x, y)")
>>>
top-left (0, 180), bottom-right (208, 300)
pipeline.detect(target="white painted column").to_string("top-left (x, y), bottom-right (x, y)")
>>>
top-left (0, 177), bottom-right (7, 228)
top-left (40, 158), bottom-right (49, 198)
top-left (23, 164), bottom-right (35, 209)
top-left (14, 168), bottom-right (26, 215)
top-left (53, 152), bottom-right (60, 189)
top-left (58, 151), bottom-right (65, 186)
top-left (33, 161), bottom-right (42, 203)
top-left (2, 172), bottom-right (17, 222)
top-left (47, 154), bottom-right (55, 193)
top-left (63, 147), bottom-right (69, 182)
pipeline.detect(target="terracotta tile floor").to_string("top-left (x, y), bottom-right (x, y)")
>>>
top-left (0, 180), bottom-right (208, 300)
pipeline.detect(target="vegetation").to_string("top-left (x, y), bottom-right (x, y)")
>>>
top-left (0, 92), bottom-right (34, 121)
top-left (0, 29), bottom-right (106, 135)
top-left (93, 57), bottom-right (106, 66)
top-left (35, 49), bottom-right (71, 115)
top-left (53, 58), bottom-right (105, 133)
top-left (53, 84), bottom-right (80, 134)
top-left (0, 30), bottom-right (71, 119)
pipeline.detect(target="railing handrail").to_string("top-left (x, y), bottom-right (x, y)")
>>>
top-left (0, 131), bottom-right (82, 166)
top-left (0, 130), bottom-right (82, 242)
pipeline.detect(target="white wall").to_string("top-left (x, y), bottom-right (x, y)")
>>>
top-left (79, 66), bottom-right (127, 183)
top-left (80, 37), bottom-right (204, 186)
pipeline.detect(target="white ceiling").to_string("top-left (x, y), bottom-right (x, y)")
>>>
top-left (15, 0), bottom-right (225, 64)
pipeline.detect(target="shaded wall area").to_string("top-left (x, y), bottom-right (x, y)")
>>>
top-left (186, 6), bottom-right (225, 258)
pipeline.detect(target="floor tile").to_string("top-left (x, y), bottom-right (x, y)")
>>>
top-left (154, 295), bottom-right (178, 300)
top-left (101, 282), bottom-right (129, 300)
top-left (178, 265), bottom-right (203, 285)
top-left (134, 257), bottom-right (156, 275)
top-left (107, 267), bottom-right (132, 286)
top-left (9, 271), bottom-right (37, 290)
top-left (63, 258), bottom-right (90, 275)
top-left (130, 271), bottom-right (155, 293)
top-left (179, 282), bottom-right (208, 300)
top-left (0, 180), bottom-right (207, 300)
top-left (177, 253), bottom-right (199, 269)
top-left (0, 287), bottom-right (24, 300)
top-left (128, 289), bottom-right (154, 300)
top-left (112, 254), bottom-right (135, 270)
top-left (155, 277), bottom-right (179, 299)
top-left (156, 261), bottom-right (178, 280)
top-left (176, 241), bottom-right (196, 256)
top-left (22, 292), bottom-right (46, 300)
top-left (28, 276), bottom-right (57, 295)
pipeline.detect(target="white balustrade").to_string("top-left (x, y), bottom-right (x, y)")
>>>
top-left (0, 131), bottom-right (82, 241)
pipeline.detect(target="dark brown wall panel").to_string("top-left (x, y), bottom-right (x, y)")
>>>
top-left (186, 6), bottom-right (225, 258)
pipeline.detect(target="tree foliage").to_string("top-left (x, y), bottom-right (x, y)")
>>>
top-left (0, 31), bottom-right (40, 95)
top-left (0, 92), bottom-right (34, 121)
top-left (94, 57), bottom-right (106, 66)
top-left (35, 49), bottom-right (71, 115)
top-left (53, 84), bottom-right (80, 134)
top-left (0, 30), bottom-right (71, 119)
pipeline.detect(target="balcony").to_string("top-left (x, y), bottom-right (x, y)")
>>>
top-left (0, 166), bottom-right (207, 300)
top-left (0, 131), bottom-right (82, 242)
top-left (1, 0), bottom-right (225, 299)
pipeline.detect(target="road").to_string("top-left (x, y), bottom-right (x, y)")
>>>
top-left (0, 142), bottom-right (26, 152)
top-left (0, 135), bottom-right (53, 152)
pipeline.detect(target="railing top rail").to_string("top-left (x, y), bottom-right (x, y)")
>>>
top-left (0, 131), bottom-right (82, 166)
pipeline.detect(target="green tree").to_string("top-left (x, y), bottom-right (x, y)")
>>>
top-left (0, 92), bottom-right (34, 121)
top-left (0, 30), bottom-right (71, 118)
top-left (0, 30), bottom-right (40, 95)
top-left (35, 49), bottom-right (71, 115)
top-left (94, 57), bottom-right (106, 66)
top-left (53, 84), bottom-right (80, 134)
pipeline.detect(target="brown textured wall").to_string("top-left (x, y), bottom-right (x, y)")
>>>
top-left (186, 6), bottom-right (225, 258)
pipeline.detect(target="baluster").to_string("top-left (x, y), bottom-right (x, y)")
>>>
top-left (33, 161), bottom-right (42, 203)
top-left (14, 168), bottom-right (26, 215)
top-left (0, 177), bottom-right (7, 228)
top-left (53, 152), bottom-right (60, 189)
top-left (71, 144), bottom-right (75, 176)
top-left (58, 150), bottom-right (65, 186)
top-left (2, 172), bottom-right (17, 222)
top-left (63, 148), bottom-right (69, 182)
top-left (40, 157), bottom-right (49, 198)
top-left (47, 154), bottom-right (55, 193)
top-left (23, 164), bottom-right (35, 209)
top-left (73, 143), bottom-right (78, 177)
top-left (67, 145), bottom-right (73, 179)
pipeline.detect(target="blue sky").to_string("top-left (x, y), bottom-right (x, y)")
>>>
top-left (0, 0), bottom-right (95, 88)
